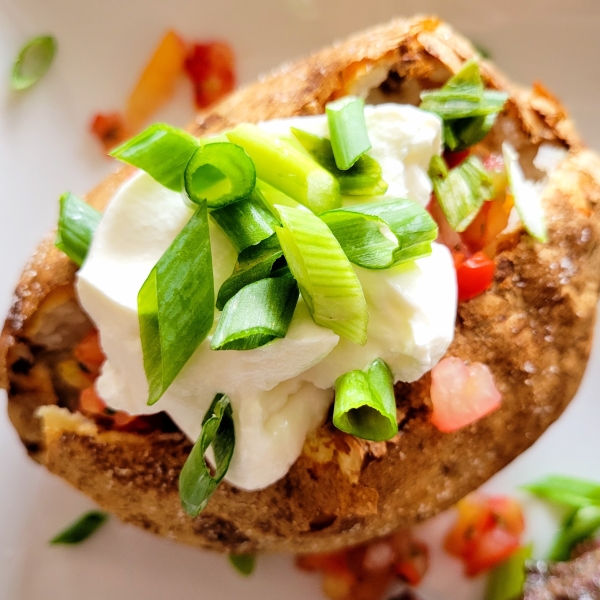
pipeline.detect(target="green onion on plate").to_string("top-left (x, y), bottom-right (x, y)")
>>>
top-left (548, 505), bottom-right (600, 562)
top-left (320, 198), bottom-right (437, 269)
top-left (184, 142), bottom-right (256, 208)
top-left (110, 124), bottom-right (199, 192)
top-left (228, 553), bottom-right (256, 576)
top-left (523, 474), bottom-right (600, 509)
top-left (50, 511), bottom-right (108, 545)
top-left (275, 205), bottom-right (368, 345)
top-left (55, 192), bottom-right (102, 267)
top-left (227, 124), bottom-right (340, 214)
top-left (11, 35), bottom-right (57, 91)
top-left (484, 544), bottom-right (532, 600)
top-left (325, 96), bottom-right (372, 171)
top-left (179, 394), bottom-right (235, 517)
top-left (138, 201), bottom-right (214, 406)
top-left (333, 358), bottom-right (398, 441)
top-left (291, 127), bottom-right (387, 196)
top-left (429, 154), bottom-right (494, 232)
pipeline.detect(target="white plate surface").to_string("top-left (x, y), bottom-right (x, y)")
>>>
top-left (1, 1), bottom-right (600, 599)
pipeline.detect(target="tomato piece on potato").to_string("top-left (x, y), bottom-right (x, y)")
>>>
top-left (453, 251), bottom-right (495, 301)
top-left (430, 357), bottom-right (502, 433)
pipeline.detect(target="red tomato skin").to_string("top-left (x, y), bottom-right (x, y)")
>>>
top-left (184, 42), bottom-right (236, 108)
top-left (74, 329), bottom-right (105, 375)
top-left (454, 251), bottom-right (495, 301)
top-left (463, 527), bottom-right (521, 576)
top-left (443, 148), bottom-right (470, 169)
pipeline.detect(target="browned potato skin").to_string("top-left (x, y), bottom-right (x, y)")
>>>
top-left (3, 16), bottom-right (600, 554)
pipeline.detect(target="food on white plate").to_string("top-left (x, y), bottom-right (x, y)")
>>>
top-left (2, 15), bottom-right (600, 557)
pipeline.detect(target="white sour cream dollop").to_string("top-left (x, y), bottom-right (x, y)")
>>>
top-left (76, 104), bottom-right (456, 491)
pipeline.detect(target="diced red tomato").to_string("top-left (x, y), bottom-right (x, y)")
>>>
top-left (90, 112), bottom-right (130, 152)
top-left (453, 251), bottom-right (495, 301)
top-left (461, 195), bottom-right (514, 254)
top-left (74, 329), bottom-right (105, 376)
top-left (184, 42), bottom-right (236, 109)
top-left (444, 494), bottom-right (524, 577)
top-left (443, 148), bottom-right (470, 169)
top-left (78, 387), bottom-right (138, 430)
top-left (428, 195), bottom-right (463, 253)
top-left (394, 541), bottom-right (429, 585)
top-left (430, 357), bottom-right (502, 433)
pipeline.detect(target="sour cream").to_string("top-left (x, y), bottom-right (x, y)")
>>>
top-left (76, 105), bottom-right (456, 491)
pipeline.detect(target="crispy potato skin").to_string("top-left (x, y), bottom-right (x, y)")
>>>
top-left (3, 16), bottom-right (600, 554)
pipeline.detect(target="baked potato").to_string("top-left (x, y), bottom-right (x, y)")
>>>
top-left (2, 15), bottom-right (600, 555)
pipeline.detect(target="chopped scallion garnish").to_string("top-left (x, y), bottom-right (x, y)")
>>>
top-left (420, 60), bottom-right (508, 151)
top-left (326, 96), bottom-right (372, 170)
top-left (548, 505), bottom-right (600, 561)
top-left (275, 205), bottom-right (368, 345)
top-left (211, 277), bottom-right (298, 351)
top-left (110, 124), bottom-right (199, 191)
top-left (55, 192), bottom-right (102, 266)
top-left (11, 35), bottom-right (57, 91)
top-left (179, 394), bottom-right (235, 517)
top-left (184, 142), bottom-right (256, 208)
top-left (138, 202), bottom-right (214, 405)
top-left (523, 475), bottom-right (600, 508)
top-left (210, 189), bottom-right (279, 252)
top-left (226, 124), bottom-right (340, 214)
top-left (484, 544), bottom-right (531, 600)
top-left (502, 142), bottom-right (548, 242)
top-left (429, 154), bottom-right (494, 232)
top-left (228, 553), bottom-right (256, 576)
top-left (216, 235), bottom-right (284, 310)
top-left (291, 127), bottom-right (387, 196)
top-left (333, 358), bottom-right (398, 441)
top-left (320, 198), bottom-right (437, 269)
top-left (50, 511), bottom-right (108, 545)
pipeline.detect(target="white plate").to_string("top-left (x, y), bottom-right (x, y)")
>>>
top-left (1, 1), bottom-right (600, 599)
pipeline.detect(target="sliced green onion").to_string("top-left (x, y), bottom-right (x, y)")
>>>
top-left (291, 128), bottom-right (387, 196)
top-left (184, 142), bottom-right (256, 208)
top-left (179, 394), bottom-right (235, 517)
top-left (326, 96), bottom-right (372, 171)
top-left (110, 124), bottom-right (199, 191)
top-left (320, 198), bottom-right (437, 269)
top-left (55, 192), bottom-right (102, 266)
top-left (138, 202), bottom-right (214, 405)
top-left (276, 205), bottom-right (368, 345)
top-left (523, 475), bottom-right (600, 509)
top-left (484, 544), bottom-right (531, 600)
top-left (228, 553), bottom-right (256, 576)
top-left (211, 277), bottom-right (298, 351)
top-left (429, 154), bottom-right (494, 232)
top-left (216, 234), bottom-right (284, 310)
top-left (548, 505), bottom-right (600, 562)
top-left (420, 60), bottom-right (508, 152)
top-left (11, 35), bottom-right (57, 91)
top-left (333, 358), bottom-right (397, 441)
top-left (502, 142), bottom-right (548, 242)
top-left (50, 511), bottom-right (108, 545)
top-left (210, 189), bottom-right (279, 252)
top-left (227, 124), bottom-right (340, 214)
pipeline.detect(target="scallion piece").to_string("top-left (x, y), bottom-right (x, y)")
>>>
top-left (502, 142), bottom-right (548, 243)
top-left (184, 142), bottom-right (256, 208)
top-left (320, 198), bottom-right (437, 269)
top-left (523, 475), bottom-right (600, 509)
top-left (55, 192), bottom-right (102, 266)
top-left (11, 35), bottom-right (57, 91)
top-left (275, 205), bottom-right (368, 345)
top-left (429, 154), bottom-right (494, 232)
top-left (110, 124), bottom-right (199, 191)
top-left (211, 277), bottom-right (298, 351)
top-left (420, 60), bottom-right (508, 151)
top-left (210, 189), bottom-right (279, 252)
top-left (226, 124), bottom-right (340, 214)
top-left (333, 358), bottom-right (397, 441)
top-left (179, 394), bottom-right (235, 517)
top-left (484, 544), bottom-right (532, 600)
top-left (291, 128), bottom-right (387, 196)
top-left (326, 96), bottom-right (372, 171)
top-left (257, 180), bottom-right (301, 211)
top-left (50, 511), bottom-right (108, 545)
top-left (548, 505), bottom-right (600, 561)
top-left (216, 235), bottom-right (284, 310)
top-left (138, 202), bottom-right (214, 405)
top-left (228, 553), bottom-right (256, 576)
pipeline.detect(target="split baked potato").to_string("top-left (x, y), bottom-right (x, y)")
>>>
top-left (2, 15), bottom-right (600, 555)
